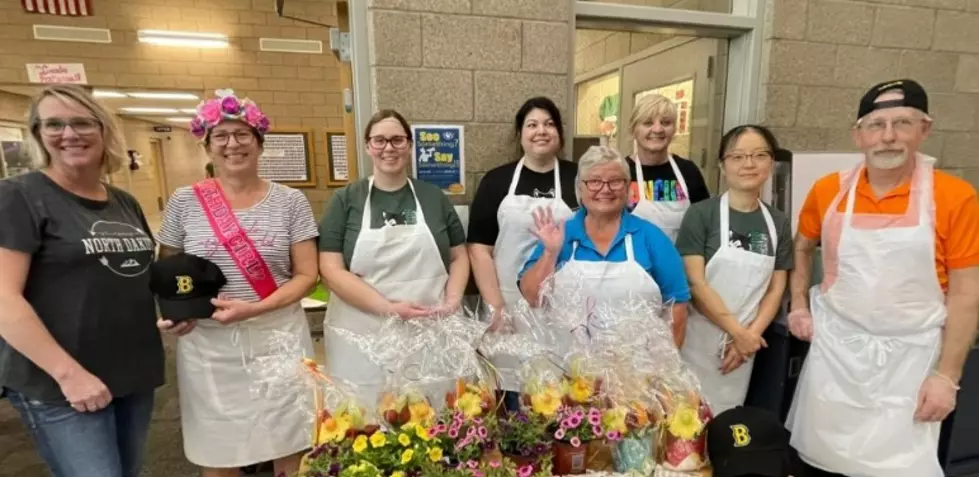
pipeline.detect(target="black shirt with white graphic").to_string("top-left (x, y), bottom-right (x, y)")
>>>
top-left (0, 171), bottom-right (164, 401)
top-left (467, 159), bottom-right (579, 246)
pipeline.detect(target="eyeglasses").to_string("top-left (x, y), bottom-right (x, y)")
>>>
top-left (583, 179), bottom-right (628, 192)
top-left (724, 151), bottom-right (773, 164)
top-left (369, 135), bottom-right (410, 150)
top-left (858, 117), bottom-right (922, 135)
top-left (39, 117), bottom-right (102, 137)
top-left (210, 131), bottom-right (256, 146)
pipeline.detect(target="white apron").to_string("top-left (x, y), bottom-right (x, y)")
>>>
top-left (490, 158), bottom-right (574, 391)
top-left (680, 193), bottom-right (777, 415)
top-left (550, 233), bottom-right (663, 358)
top-left (630, 155), bottom-right (691, 243)
top-left (786, 158), bottom-right (946, 477)
top-left (323, 177), bottom-right (449, 407)
top-left (178, 303), bottom-right (314, 468)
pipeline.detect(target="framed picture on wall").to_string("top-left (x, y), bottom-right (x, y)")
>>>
top-left (256, 128), bottom-right (317, 188)
top-left (0, 125), bottom-right (30, 179)
top-left (324, 128), bottom-right (356, 186)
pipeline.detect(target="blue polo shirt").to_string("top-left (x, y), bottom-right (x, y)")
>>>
top-left (519, 209), bottom-right (691, 303)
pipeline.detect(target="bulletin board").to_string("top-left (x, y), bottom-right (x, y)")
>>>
top-left (257, 128), bottom-right (317, 188)
top-left (325, 128), bottom-right (355, 186)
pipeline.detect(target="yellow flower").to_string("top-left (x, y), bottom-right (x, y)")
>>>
top-left (391, 472), bottom-right (406, 477)
top-left (317, 415), bottom-right (351, 445)
top-left (353, 435), bottom-right (368, 453)
top-left (408, 402), bottom-right (435, 427)
top-left (398, 433), bottom-right (411, 447)
top-left (569, 377), bottom-right (594, 403)
top-left (602, 406), bottom-right (629, 435)
top-left (667, 405), bottom-right (703, 440)
top-left (427, 447), bottom-right (443, 462)
top-left (400, 448), bottom-right (415, 465)
top-left (530, 387), bottom-right (563, 417)
top-left (456, 392), bottom-right (483, 418)
top-left (415, 426), bottom-right (431, 441)
top-left (370, 432), bottom-right (387, 448)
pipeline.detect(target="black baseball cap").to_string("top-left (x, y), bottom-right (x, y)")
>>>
top-left (857, 79), bottom-right (929, 120)
top-left (149, 253), bottom-right (226, 322)
top-left (707, 406), bottom-right (791, 477)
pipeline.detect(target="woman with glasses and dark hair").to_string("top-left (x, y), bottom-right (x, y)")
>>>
top-left (0, 84), bottom-right (163, 476)
top-left (676, 125), bottom-right (792, 415)
top-left (519, 145), bottom-right (691, 355)
top-left (467, 96), bottom-right (579, 406)
top-left (318, 109), bottom-right (469, 405)
top-left (154, 89), bottom-right (320, 477)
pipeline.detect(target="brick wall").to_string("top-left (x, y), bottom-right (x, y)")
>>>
top-left (0, 91), bottom-right (30, 124)
top-left (0, 0), bottom-right (346, 217)
top-left (366, 0), bottom-right (573, 204)
top-left (761, 0), bottom-right (979, 190)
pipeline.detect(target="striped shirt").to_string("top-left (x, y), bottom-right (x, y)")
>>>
top-left (157, 182), bottom-right (319, 302)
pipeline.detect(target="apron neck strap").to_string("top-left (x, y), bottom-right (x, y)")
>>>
top-left (719, 192), bottom-right (778, 250)
top-left (633, 154), bottom-right (690, 202)
top-left (509, 157), bottom-right (561, 197)
top-left (842, 156), bottom-right (932, 226)
top-left (624, 233), bottom-right (636, 262)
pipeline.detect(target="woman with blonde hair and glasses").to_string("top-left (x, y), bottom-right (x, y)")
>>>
top-left (626, 93), bottom-right (711, 242)
top-left (0, 84), bottom-right (163, 476)
top-left (519, 145), bottom-right (691, 351)
top-left (155, 89), bottom-right (320, 477)
top-left (318, 109), bottom-right (469, 405)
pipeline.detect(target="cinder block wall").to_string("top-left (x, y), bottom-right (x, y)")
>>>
top-left (366, 0), bottom-right (574, 204)
top-left (0, 0), bottom-right (346, 216)
top-left (761, 0), bottom-right (979, 189)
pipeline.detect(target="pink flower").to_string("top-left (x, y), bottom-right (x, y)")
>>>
top-left (220, 95), bottom-right (240, 115)
top-left (518, 465), bottom-right (534, 477)
top-left (477, 426), bottom-right (488, 439)
top-left (569, 416), bottom-right (582, 427)
top-left (243, 103), bottom-right (262, 123)
top-left (554, 428), bottom-right (566, 440)
top-left (467, 427), bottom-right (477, 437)
top-left (198, 101), bottom-right (222, 124)
top-left (190, 117), bottom-right (206, 137)
top-left (256, 115), bottom-right (270, 132)
top-left (574, 409), bottom-right (585, 419)
top-left (607, 430), bottom-right (622, 441)
top-left (448, 428), bottom-right (459, 438)
top-left (560, 419), bottom-right (572, 429)
top-left (489, 460), bottom-right (500, 468)
top-left (467, 460), bottom-right (479, 469)
top-left (570, 436), bottom-right (581, 448)
top-left (592, 425), bottom-right (603, 436)
top-left (588, 414), bottom-right (600, 426)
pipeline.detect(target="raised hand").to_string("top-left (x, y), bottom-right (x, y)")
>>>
top-left (531, 206), bottom-right (565, 253)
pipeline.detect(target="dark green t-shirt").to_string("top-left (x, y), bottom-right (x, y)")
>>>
top-left (676, 196), bottom-right (793, 270)
top-left (318, 178), bottom-right (466, 270)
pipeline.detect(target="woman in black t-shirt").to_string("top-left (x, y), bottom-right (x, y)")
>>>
top-left (626, 93), bottom-right (710, 242)
top-left (0, 85), bottom-right (162, 477)
top-left (467, 97), bottom-right (578, 403)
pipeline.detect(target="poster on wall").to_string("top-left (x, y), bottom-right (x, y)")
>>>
top-left (0, 126), bottom-right (28, 179)
top-left (257, 129), bottom-right (316, 188)
top-left (411, 124), bottom-right (465, 195)
top-left (26, 63), bottom-right (88, 85)
top-left (635, 78), bottom-right (694, 158)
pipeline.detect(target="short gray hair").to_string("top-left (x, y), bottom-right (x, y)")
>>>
top-left (577, 145), bottom-right (629, 181)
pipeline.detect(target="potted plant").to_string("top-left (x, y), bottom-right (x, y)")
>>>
top-left (497, 410), bottom-right (553, 472)
top-left (428, 407), bottom-right (498, 466)
top-left (607, 402), bottom-right (658, 472)
top-left (658, 394), bottom-right (713, 472)
top-left (549, 405), bottom-right (605, 474)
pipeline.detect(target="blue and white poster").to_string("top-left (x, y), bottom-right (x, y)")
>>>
top-left (411, 124), bottom-right (465, 195)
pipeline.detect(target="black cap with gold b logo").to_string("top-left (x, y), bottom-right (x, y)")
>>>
top-left (706, 406), bottom-right (791, 477)
top-left (149, 252), bottom-right (226, 322)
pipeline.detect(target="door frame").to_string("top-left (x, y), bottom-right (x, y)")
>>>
top-left (149, 138), bottom-right (169, 212)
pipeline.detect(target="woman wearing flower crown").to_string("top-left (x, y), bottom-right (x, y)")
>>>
top-left (155, 89), bottom-right (320, 477)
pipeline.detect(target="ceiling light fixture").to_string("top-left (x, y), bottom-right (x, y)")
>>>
top-left (120, 107), bottom-right (179, 114)
top-left (180, 108), bottom-right (198, 114)
top-left (128, 92), bottom-right (199, 100)
top-left (166, 117), bottom-right (193, 123)
top-left (137, 30), bottom-right (228, 48)
top-left (93, 89), bottom-right (126, 98)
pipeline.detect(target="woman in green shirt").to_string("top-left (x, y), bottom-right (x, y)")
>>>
top-left (676, 125), bottom-right (792, 415)
top-left (317, 109), bottom-right (469, 405)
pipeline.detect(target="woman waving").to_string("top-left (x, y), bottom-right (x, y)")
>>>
top-left (676, 125), bottom-right (792, 415)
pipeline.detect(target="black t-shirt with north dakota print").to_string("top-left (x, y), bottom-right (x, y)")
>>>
top-left (0, 171), bottom-right (164, 402)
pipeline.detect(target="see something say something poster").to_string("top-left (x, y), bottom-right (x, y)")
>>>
top-left (411, 124), bottom-right (465, 195)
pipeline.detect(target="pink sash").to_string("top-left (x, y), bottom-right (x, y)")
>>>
top-left (192, 179), bottom-right (278, 299)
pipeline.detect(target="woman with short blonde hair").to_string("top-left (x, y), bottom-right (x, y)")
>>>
top-left (0, 84), bottom-right (163, 476)
top-left (626, 93), bottom-right (710, 242)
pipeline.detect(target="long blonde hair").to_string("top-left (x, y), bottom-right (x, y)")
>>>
top-left (24, 84), bottom-right (127, 174)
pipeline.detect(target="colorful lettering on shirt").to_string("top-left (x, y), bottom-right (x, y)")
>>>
top-left (628, 179), bottom-right (689, 208)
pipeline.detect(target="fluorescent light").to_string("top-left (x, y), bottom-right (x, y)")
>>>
top-left (166, 117), bottom-right (193, 123)
top-left (128, 92), bottom-right (199, 100)
top-left (93, 90), bottom-right (126, 98)
top-left (180, 108), bottom-right (198, 114)
top-left (137, 29), bottom-right (228, 48)
top-left (120, 107), bottom-right (179, 114)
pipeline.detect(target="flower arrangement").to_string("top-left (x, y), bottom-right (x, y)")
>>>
top-left (315, 398), bottom-right (378, 445)
top-left (657, 393), bottom-right (713, 471)
top-left (560, 356), bottom-right (604, 407)
top-left (190, 88), bottom-right (270, 139)
top-left (428, 407), bottom-right (498, 465)
top-left (552, 405), bottom-right (608, 448)
top-left (445, 378), bottom-right (497, 419)
top-left (378, 388), bottom-right (436, 430)
top-left (497, 410), bottom-right (553, 470)
top-left (418, 456), bottom-right (552, 477)
top-left (302, 423), bottom-right (442, 477)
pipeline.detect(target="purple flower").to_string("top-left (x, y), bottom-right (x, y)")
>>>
top-left (220, 96), bottom-right (240, 115)
top-left (190, 117), bottom-right (206, 137)
top-left (257, 115), bottom-right (270, 132)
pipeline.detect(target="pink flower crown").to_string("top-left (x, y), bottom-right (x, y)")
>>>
top-left (189, 89), bottom-right (271, 139)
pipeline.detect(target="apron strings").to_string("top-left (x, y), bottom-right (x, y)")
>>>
top-left (841, 335), bottom-right (895, 367)
top-left (230, 324), bottom-right (255, 369)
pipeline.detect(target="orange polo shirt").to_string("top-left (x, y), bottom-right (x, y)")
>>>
top-left (798, 168), bottom-right (979, 291)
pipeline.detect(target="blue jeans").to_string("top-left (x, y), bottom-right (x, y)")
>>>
top-left (5, 388), bottom-right (155, 477)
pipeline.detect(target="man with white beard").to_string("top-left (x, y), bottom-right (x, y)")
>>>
top-left (785, 79), bottom-right (979, 477)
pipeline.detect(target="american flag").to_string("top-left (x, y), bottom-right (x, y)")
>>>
top-left (21, 0), bottom-right (92, 16)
